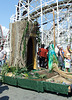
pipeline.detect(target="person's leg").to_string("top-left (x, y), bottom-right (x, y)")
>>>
top-left (45, 59), bottom-right (47, 68)
top-left (66, 68), bottom-right (69, 72)
top-left (46, 60), bottom-right (48, 69)
top-left (39, 57), bottom-right (42, 67)
top-left (1, 60), bottom-right (4, 66)
top-left (43, 57), bottom-right (45, 68)
top-left (38, 57), bottom-right (41, 70)
top-left (0, 60), bottom-right (2, 66)
top-left (4, 58), bottom-right (6, 63)
top-left (41, 57), bottom-right (44, 67)
top-left (37, 58), bottom-right (40, 67)
top-left (41, 57), bottom-right (43, 67)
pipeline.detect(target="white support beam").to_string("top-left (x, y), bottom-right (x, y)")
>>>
top-left (28, 0), bottom-right (30, 21)
top-left (40, 0), bottom-right (44, 44)
top-left (15, 5), bottom-right (18, 21)
top-left (67, 9), bottom-right (70, 45)
top-left (56, 0), bottom-right (60, 44)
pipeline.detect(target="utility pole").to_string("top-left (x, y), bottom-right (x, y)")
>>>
top-left (53, 9), bottom-right (55, 48)
top-left (40, 0), bottom-right (43, 44)
top-left (56, 0), bottom-right (60, 44)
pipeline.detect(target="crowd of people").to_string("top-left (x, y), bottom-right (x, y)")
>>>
top-left (0, 42), bottom-right (72, 73)
top-left (37, 42), bottom-right (72, 72)
top-left (0, 45), bottom-right (6, 66)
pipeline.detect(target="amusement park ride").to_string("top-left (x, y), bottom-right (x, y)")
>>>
top-left (0, 25), bottom-right (3, 42)
top-left (10, 0), bottom-right (72, 47)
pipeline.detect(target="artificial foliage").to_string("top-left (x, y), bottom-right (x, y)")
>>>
top-left (36, 30), bottom-right (41, 44)
top-left (1, 63), bottom-right (16, 76)
top-left (33, 21), bottom-right (41, 44)
top-left (22, 38), bottom-right (26, 59)
top-left (1, 63), bottom-right (10, 75)
top-left (21, 21), bottom-right (29, 59)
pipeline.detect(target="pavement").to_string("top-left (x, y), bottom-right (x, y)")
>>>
top-left (0, 82), bottom-right (72, 100)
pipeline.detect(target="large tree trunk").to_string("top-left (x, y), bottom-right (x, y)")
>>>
top-left (53, 63), bottom-right (72, 80)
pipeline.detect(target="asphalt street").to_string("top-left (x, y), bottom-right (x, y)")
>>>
top-left (0, 82), bottom-right (72, 100)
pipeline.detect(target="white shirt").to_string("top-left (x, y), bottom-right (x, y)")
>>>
top-left (0, 49), bottom-right (6, 60)
top-left (55, 46), bottom-right (59, 57)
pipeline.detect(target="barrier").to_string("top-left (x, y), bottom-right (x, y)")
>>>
top-left (17, 77), bottom-right (44, 92)
top-left (3, 76), bottom-right (71, 95)
top-left (43, 82), bottom-right (69, 95)
top-left (3, 76), bottom-right (17, 86)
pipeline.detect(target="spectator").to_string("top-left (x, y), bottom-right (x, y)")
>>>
top-left (0, 45), bottom-right (6, 66)
top-left (58, 46), bottom-right (64, 70)
top-left (45, 47), bottom-right (49, 69)
top-left (64, 45), bottom-right (71, 72)
top-left (37, 47), bottom-right (41, 69)
top-left (39, 44), bottom-right (47, 68)
top-left (55, 44), bottom-right (61, 57)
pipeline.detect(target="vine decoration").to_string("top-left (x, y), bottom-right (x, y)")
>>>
top-left (33, 21), bottom-right (41, 44)
top-left (20, 21), bottom-right (41, 60)
top-left (36, 30), bottom-right (41, 43)
top-left (20, 21), bottom-right (29, 60)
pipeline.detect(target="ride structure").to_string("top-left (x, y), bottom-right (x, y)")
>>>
top-left (0, 25), bottom-right (4, 44)
top-left (10, 0), bottom-right (72, 47)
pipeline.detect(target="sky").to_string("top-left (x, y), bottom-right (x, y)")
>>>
top-left (0, 0), bottom-right (19, 36)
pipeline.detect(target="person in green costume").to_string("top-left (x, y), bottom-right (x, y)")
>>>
top-left (47, 41), bottom-right (57, 70)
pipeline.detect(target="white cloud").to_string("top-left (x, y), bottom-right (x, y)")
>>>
top-left (2, 26), bottom-right (9, 37)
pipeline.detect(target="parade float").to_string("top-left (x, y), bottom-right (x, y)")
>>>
top-left (1, 59), bottom-right (72, 95)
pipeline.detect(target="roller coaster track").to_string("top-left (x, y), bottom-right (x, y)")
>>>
top-left (10, 0), bottom-right (72, 21)
top-left (10, 0), bottom-right (72, 45)
top-left (22, 0), bottom-right (72, 20)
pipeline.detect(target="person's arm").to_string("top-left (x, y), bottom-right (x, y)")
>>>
top-left (3, 50), bottom-right (6, 60)
top-left (64, 50), bottom-right (67, 58)
top-left (3, 54), bottom-right (6, 60)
